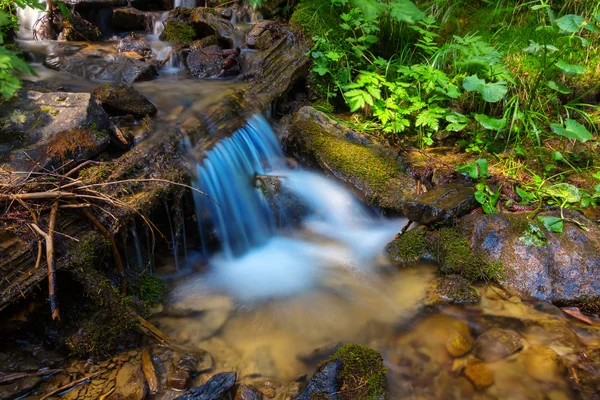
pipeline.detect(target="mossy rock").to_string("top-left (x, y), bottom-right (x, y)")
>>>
top-left (385, 227), bottom-right (428, 265)
top-left (290, 0), bottom-right (344, 42)
top-left (163, 20), bottom-right (196, 44)
top-left (286, 107), bottom-right (417, 211)
top-left (330, 344), bottom-right (387, 400)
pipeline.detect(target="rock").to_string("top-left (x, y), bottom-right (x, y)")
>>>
top-left (402, 183), bottom-right (477, 225)
top-left (215, 7), bottom-right (232, 20)
top-left (186, 45), bottom-right (223, 78)
top-left (117, 34), bottom-right (152, 59)
top-left (459, 210), bottom-right (600, 303)
top-left (44, 44), bottom-right (158, 83)
top-left (386, 227), bottom-right (428, 264)
top-left (59, 13), bottom-right (102, 41)
top-left (168, 368), bottom-right (191, 391)
top-left (0, 376), bottom-right (42, 400)
top-left (522, 345), bottom-right (561, 382)
top-left (297, 344), bottom-right (386, 400)
top-left (92, 82), bottom-right (157, 117)
top-left (474, 328), bottom-right (524, 362)
top-left (62, 0), bottom-right (127, 6)
top-left (425, 275), bottom-right (480, 306)
top-left (234, 384), bottom-right (262, 400)
top-left (445, 328), bottom-right (474, 358)
top-left (246, 21), bottom-right (273, 50)
top-left (190, 8), bottom-right (236, 48)
top-left (285, 106), bottom-right (417, 211)
top-left (279, 382), bottom-right (301, 400)
top-left (174, 372), bottom-right (237, 400)
top-left (0, 90), bottom-right (113, 174)
top-left (173, 351), bottom-right (213, 375)
top-left (112, 7), bottom-right (149, 31)
top-left (463, 362), bottom-right (494, 390)
top-left (113, 361), bottom-right (147, 400)
top-left (295, 358), bottom-right (342, 400)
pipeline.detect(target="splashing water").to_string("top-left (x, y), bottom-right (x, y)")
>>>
top-left (185, 115), bottom-right (404, 302)
top-left (174, 0), bottom-right (197, 8)
top-left (16, 6), bottom-right (46, 40)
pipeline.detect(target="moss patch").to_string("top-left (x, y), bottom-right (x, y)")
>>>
top-left (386, 228), bottom-right (427, 265)
top-left (135, 274), bottom-right (167, 308)
top-left (294, 120), bottom-right (400, 195)
top-left (164, 20), bottom-right (196, 44)
top-left (433, 227), bottom-right (503, 283)
top-left (290, 0), bottom-right (343, 42)
top-left (330, 343), bottom-right (386, 400)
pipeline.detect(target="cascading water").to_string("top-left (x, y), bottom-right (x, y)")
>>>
top-left (186, 115), bottom-right (403, 301)
top-left (16, 6), bottom-right (46, 40)
top-left (174, 0), bottom-right (197, 8)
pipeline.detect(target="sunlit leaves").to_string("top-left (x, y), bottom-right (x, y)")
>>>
top-left (523, 41), bottom-right (558, 55)
top-left (445, 112), bottom-right (470, 132)
top-left (555, 14), bottom-right (598, 33)
top-left (550, 119), bottom-right (593, 142)
top-left (547, 80), bottom-right (572, 94)
top-left (538, 215), bottom-right (564, 233)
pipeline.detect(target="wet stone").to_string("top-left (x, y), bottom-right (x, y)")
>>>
top-left (296, 342), bottom-right (343, 364)
top-left (0, 376), bottom-right (42, 400)
top-left (168, 368), bottom-right (191, 391)
top-left (522, 345), bottom-right (562, 383)
top-left (464, 362), bottom-right (494, 390)
top-left (425, 275), bottom-right (480, 306)
top-left (113, 360), bottom-right (147, 400)
top-left (474, 328), bottom-right (524, 362)
top-left (174, 371), bottom-right (237, 400)
top-left (173, 351), bottom-right (213, 376)
top-left (295, 358), bottom-right (342, 400)
top-left (402, 183), bottom-right (477, 226)
top-left (234, 384), bottom-right (263, 400)
top-left (445, 329), bottom-right (474, 358)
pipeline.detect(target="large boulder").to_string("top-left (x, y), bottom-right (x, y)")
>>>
top-left (174, 372), bottom-right (237, 400)
top-left (44, 44), bottom-right (158, 83)
top-left (59, 13), bottom-right (102, 41)
top-left (402, 183), bottom-right (477, 225)
top-left (459, 210), bottom-right (600, 303)
top-left (112, 7), bottom-right (149, 32)
top-left (117, 34), bottom-right (153, 59)
top-left (285, 106), bottom-right (417, 212)
top-left (0, 90), bottom-right (113, 174)
top-left (92, 82), bottom-right (157, 117)
top-left (186, 44), bottom-right (223, 78)
top-left (190, 8), bottom-right (236, 48)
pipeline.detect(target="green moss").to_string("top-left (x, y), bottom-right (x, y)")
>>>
top-left (436, 228), bottom-right (504, 283)
top-left (330, 343), bottom-right (387, 400)
top-left (136, 274), bottom-right (167, 308)
top-left (164, 20), bottom-right (196, 44)
top-left (290, 0), bottom-right (343, 42)
top-left (295, 120), bottom-right (399, 194)
top-left (65, 232), bottom-right (111, 270)
top-left (386, 228), bottom-right (427, 265)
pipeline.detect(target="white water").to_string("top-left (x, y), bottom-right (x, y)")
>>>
top-left (16, 6), bottom-right (46, 40)
top-left (176, 116), bottom-right (404, 302)
top-left (174, 0), bottom-right (197, 8)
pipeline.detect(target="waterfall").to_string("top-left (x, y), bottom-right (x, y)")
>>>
top-left (174, 0), bottom-right (197, 8)
top-left (16, 6), bottom-right (46, 40)
top-left (130, 226), bottom-right (145, 271)
top-left (148, 12), bottom-right (169, 41)
top-left (190, 115), bottom-right (403, 301)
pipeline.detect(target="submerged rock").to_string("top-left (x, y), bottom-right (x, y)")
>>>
top-left (460, 210), bottom-right (600, 303)
top-left (464, 362), bottom-right (494, 390)
top-left (474, 327), bottom-right (524, 362)
top-left (113, 360), bottom-right (147, 400)
top-left (174, 371), bottom-right (237, 400)
top-left (425, 275), bottom-right (480, 306)
top-left (285, 106), bottom-right (417, 212)
top-left (92, 82), bottom-right (157, 117)
top-left (117, 34), bottom-right (152, 59)
top-left (0, 90), bottom-right (113, 173)
top-left (112, 7), bottom-right (149, 32)
top-left (402, 183), bottom-right (477, 225)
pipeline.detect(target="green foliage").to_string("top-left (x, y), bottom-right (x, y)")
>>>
top-left (520, 222), bottom-right (548, 247)
top-left (330, 343), bottom-right (387, 400)
top-left (137, 274), bottom-right (167, 308)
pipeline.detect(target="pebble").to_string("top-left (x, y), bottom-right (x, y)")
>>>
top-left (464, 362), bottom-right (494, 390)
top-left (522, 346), bottom-right (561, 382)
top-left (445, 329), bottom-right (473, 357)
top-left (474, 328), bottom-right (524, 361)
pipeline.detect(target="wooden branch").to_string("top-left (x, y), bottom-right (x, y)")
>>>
top-left (30, 201), bottom-right (60, 321)
top-left (142, 348), bottom-right (159, 394)
top-left (64, 160), bottom-right (103, 178)
top-left (40, 371), bottom-right (102, 400)
top-left (98, 387), bottom-right (115, 400)
top-left (1, 191), bottom-right (77, 201)
top-left (0, 369), bottom-right (61, 384)
top-left (137, 316), bottom-right (176, 349)
top-left (79, 208), bottom-right (126, 295)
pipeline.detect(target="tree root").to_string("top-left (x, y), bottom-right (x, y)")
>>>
top-left (142, 347), bottom-right (159, 394)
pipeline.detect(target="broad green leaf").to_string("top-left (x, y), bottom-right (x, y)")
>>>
top-left (462, 75), bottom-right (485, 91)
top-left (476, 158), bottom-right (489, 178)
top-left (555, 14), bottom-right (586, 33)
top-left (552, 151), bottom-right (563, 161)
top-left (538, 215), bottom-right (564, 233)
top-left (324, 51), bottom-right (342, 61)
top-left (520, 223), bottom-right (547, 247)
top-left (463, 75), bottom-right (507, 103)
top-left (542, 183), bottom-right (581, 203)
top-left (551, 119), bottom-right (593, 142)
top-left (555, 60), bottom-right (587, 75)
top-left (445, 112), bottom-right (470, 132)
top-left (547, 81), bottom-right (572, 94)
top-left (516, 186), bottom-right (535, 203)
top-left (475, 114), bottom-right (507, 130)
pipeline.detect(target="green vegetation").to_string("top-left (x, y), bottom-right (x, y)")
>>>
top-left (330, 343), bottom-right (387, 400)
top-left (163, 20), bottom-right (196, 44)
top-left (293, 0), bottom-right (600, 232)
top-left (386, 227), bottom-right (427, 264)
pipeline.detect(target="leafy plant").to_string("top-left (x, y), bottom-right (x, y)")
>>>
top-left (0, 9), bottom-right (36, 99)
